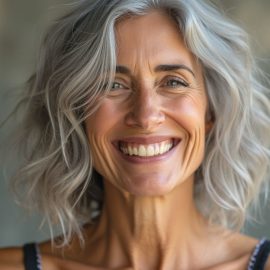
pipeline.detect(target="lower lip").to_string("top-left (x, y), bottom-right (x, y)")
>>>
top-left (114, 142), bottom-right (180, 164)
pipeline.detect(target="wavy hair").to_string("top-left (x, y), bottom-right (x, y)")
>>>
top-left (11, 0), bottom-right (270, 244)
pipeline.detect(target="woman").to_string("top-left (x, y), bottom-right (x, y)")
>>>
top-left (0, 0), bottom-right (270, 269)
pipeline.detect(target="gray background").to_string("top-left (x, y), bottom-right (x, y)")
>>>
top-left (0, 0), bottom-right (269, 247)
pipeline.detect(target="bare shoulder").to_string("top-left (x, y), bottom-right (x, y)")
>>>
top-left (204, 230), bottom-right (264, 270)
top-left (210, 229), bottom-right (259, 257)
top-left (38, 236), bottom-right (89, 269)
top-left (223, 232), bottom-right (268, 268)
top-left (226, 232), bottom-right (259, 251)
top-left (38, 223), bottom-right (96, 259)
top-left (230, 233), bottom-right (270, 266)
top-left (37, 224), bottom-right (103, 269)
top-left (0, 247), bottom-right (24, 270)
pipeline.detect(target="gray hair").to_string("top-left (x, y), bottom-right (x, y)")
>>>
top-left (12, 0), bottom-right (270, 245)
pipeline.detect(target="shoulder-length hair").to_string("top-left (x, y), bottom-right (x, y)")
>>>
top-left (12, 0), bottom-right (270, 245)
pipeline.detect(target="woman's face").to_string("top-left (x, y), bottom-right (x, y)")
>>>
top-left (85, 11), bottom-right (211, 196)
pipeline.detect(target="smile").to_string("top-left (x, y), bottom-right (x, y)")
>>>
top-left (117, 138), bottom-right (180, 158)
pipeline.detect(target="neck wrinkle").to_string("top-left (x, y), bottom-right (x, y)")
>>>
top-left (94, 175), bottom-right (208, 269)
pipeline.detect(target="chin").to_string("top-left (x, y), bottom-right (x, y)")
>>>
top-left (121, 175), bottom-right (177, 197)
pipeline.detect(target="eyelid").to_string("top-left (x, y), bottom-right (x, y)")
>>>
top-left (111, 81), bottom-right (128, 90)
top-left (163, 76), bottom-right (190, 87)
top-left (110, 75), bottom-right (190, 91)
top-left (112, 82), bottom-right (123, 88)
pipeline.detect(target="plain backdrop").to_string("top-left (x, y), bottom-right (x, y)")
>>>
top-left (0, 0), bottom-right (270, 247)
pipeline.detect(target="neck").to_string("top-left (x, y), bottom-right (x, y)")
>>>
top-left (90, 176), bottom-right (212, 269)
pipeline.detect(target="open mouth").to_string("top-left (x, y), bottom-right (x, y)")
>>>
top-left (116, 138), bottom-right (180, 158)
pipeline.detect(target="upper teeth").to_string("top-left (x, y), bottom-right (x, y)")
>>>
top-left (120, 140), bottom-right (173, 157)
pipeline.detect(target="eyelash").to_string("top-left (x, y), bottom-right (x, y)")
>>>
top-left (111, 82), bottom-right (126, 90)
top-left (163, 77), bottom-right (189, 88)
top-left (110, 77), bottom-right (189, 91)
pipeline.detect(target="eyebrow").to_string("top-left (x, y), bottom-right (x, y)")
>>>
top-left (115, 64), bottom-right (195, 78)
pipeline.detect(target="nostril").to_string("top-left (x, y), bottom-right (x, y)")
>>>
top-left (124, 107), bottom-right (165, 129)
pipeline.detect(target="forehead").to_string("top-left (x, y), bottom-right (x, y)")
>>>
top-left (114, 10), bottom-right (195, 66)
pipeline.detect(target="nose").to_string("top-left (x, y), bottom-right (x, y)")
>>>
top-left (124, 89), bottom-right (165, 130)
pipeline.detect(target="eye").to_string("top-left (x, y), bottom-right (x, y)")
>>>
top-left (111, 82), bottom-right (126, 90)
top-left (164, 77), bottom-right (189, 88)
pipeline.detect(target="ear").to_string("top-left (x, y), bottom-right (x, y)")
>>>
top-left (205, 120), bottom-right (214, 134)
top-left (205, 110), bottom-right (214, 134)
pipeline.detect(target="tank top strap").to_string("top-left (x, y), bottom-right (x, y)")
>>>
top-left (248, 238), bottom-right (270, 270)
top-left (23, 243), bottom-right (42, 270)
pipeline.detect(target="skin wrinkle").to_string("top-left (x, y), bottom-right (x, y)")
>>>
top-left (176, 93), bottom-right (206, 177)
top-left (84, 10), bottom-right (216, 269)
top-left (2, 0), bottom-right (266, 268)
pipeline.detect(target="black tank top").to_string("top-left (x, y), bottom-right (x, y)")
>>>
top-left (23, 243), bottom-right (42, 270)
top-left (23, 238), bottom-right (270, 270)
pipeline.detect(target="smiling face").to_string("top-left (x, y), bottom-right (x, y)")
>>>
top-left (85, 10), bottom-right (210, 196)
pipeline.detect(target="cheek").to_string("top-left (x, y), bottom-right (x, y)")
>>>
top-left (166, 95), bottom-right (207, 172)
top-left (84, 100), bottom-right (125, 175)
top-left (165, 95), bottom-right (207, 132)
top-left (85, 99), bottom-right (123, 135)
top-left (85, 121), bottom-right (116, 181)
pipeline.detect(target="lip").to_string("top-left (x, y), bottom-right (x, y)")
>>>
top-left (112, 136), bottom-right (181, 164)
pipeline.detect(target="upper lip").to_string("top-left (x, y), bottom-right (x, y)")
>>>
top-left (113, 136), bottom-right (181, 145)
